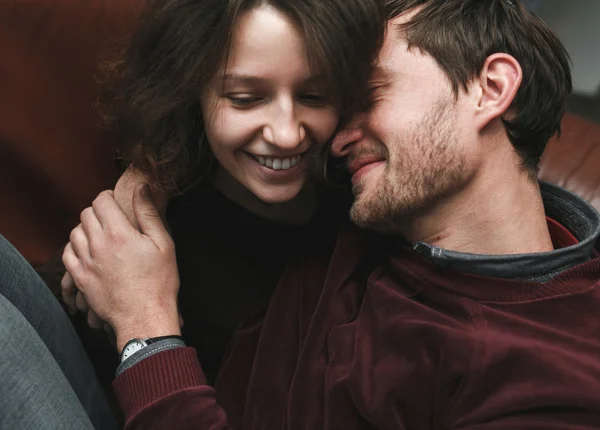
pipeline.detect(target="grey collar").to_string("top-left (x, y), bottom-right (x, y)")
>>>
top-left (412, 181), bottom-right (600, 282)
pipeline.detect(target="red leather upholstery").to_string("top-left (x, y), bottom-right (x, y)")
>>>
top-left (540, 113), bottom-right (600, 213)
top-left (540, 113), bottom-right (600, 250)
top-left (0, 0), bottom-right (141, 266)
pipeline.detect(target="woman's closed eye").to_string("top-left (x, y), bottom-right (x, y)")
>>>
top-left (299, 93), bottom-right (328, 107)
top-left (227, 95), bottom-right (264, 108)
top-left (226, 92), bottom-right (329, 109)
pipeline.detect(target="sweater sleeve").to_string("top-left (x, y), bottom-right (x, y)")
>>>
top-left (112, 347), bottom-right (231, 429)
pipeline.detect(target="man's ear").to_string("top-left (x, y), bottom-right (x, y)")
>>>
top-left (473, 53), bottom-right (522, 132)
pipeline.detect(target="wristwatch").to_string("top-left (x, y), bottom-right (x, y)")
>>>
top-left (120, 335), bottom-right (183, 362)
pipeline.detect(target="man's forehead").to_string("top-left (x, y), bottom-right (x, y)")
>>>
top-left (370, 63), bottom-right (397, 79)
top-left (374, 27), bottom-right (411, 76)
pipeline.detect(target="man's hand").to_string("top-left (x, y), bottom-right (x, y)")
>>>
top-left (61, 166), bottom-right (171, 332)
top-left (62, 184), bottom-right (181, 351)
top-left (113, 166), bottom-right (170, 229)
top-left (61, 271), bottom-right (114, 341)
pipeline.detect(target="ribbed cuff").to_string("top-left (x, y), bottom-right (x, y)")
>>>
top-left (113, 347), bottom-right (207, 419)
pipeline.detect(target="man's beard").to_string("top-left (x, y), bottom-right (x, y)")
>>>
top-left (349, 101), bottom-right (468, 233)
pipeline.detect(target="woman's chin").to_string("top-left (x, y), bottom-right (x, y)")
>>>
top-left (252, 187), bottom-right (303, 205)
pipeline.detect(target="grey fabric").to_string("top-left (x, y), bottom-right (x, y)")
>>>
top-left (0, 234), bottom-right (117, 429)
top-left (0, 293), bottom-right (94, 429)
top-left (522, 0), bottom-right (543, 12)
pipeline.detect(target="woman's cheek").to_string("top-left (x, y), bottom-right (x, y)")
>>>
top-left (205, 110), bottom-right (259, 154)
top-left (306, 107), bottom-right (340, 144)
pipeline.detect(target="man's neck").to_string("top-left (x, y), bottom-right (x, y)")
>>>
top-left (401, 152), bottom-right (554, 256)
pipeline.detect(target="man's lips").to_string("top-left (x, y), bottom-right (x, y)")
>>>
top-left (348, 156), bottom-right (386, 186)
top-left (347, 156), bottom-right (386, 176)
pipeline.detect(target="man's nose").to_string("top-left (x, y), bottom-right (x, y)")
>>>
top-left (331, 115), bottom-right (365, 158)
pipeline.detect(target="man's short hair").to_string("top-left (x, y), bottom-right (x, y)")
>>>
top-left (384, 0), bottom-right (572, 175)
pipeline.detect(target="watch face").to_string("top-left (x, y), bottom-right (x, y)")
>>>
top-left (121, 339), bottom-right (147, 361)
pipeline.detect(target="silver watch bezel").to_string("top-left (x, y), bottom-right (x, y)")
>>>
top-left (120, 338), bottom-right (149, 362)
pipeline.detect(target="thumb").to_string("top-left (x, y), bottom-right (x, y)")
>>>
top-left (133, 183), bottom-right (170, 246)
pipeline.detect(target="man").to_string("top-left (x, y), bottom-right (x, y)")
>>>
top-left (63, 0), bottom-right (600, 428)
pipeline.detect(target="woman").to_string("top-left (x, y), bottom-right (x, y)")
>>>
top-left (0, 0), bottom-right (384, 428)
top-left (65, 0), bottom-right (383, 385)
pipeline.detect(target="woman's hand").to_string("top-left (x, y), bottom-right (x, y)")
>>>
top-left (62, 184), bottom-right (181, 351)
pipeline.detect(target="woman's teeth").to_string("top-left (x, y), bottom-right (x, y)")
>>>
top-left (253, 154), bottom-right (302, 171)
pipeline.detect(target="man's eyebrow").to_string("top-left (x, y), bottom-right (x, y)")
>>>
top-left (370, 64), bottom-right (395, 80)
top-left (394, 22), bottom-right (409, 38)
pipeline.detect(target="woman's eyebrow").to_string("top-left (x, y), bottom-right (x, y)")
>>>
top-left (220, 73), bottom-right (328, 86)
top-left (220, 74), bottom-right (267, 85)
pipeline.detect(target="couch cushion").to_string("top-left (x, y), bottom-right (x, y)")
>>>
top-left (0, 0), bottom-right (140, 266)
top-left (540, 113), bottom-right (600, 250)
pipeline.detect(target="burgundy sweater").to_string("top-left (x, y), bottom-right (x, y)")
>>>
top-left (113, 220), bottom-right (600, 429)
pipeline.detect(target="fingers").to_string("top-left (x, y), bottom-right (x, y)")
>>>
top-left (61, 241), bottom-right (82, 295)
top-left (114, 168), bottom-right (170, 229)
top-left (61, 271), bottom-right (78, 315)
top-left (151, 187), bottom-right (170, 222)
top-left (86, 308), bottom-right (105, 331)
top-left (69, 224), bottom-right (90, 261)
top-left (80, 206), bottom-right (102, 240)
top-left (77, 293), bottom-right (109, 334)
top-left (133, 183), bottom-right (172, 249)
top-left (62, 240), bottom-right (79, 268)
top-left (61, 271), bottom-right (106, 332)
top-left (114, 166), bottom-right (153, 229)
top-left (76, 291), bottom-right (89, 314)
top-left (92, 190), bottom-right (134, 232)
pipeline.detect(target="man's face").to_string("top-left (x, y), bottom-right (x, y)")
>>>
top-left (331, 15), bottom-right (480, 233)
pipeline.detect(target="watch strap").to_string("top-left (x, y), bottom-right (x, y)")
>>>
top-left (144, 335), bottom-right (184, 346)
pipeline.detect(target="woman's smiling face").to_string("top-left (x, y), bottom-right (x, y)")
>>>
top-left (200, 5), bottom-right (339, 204)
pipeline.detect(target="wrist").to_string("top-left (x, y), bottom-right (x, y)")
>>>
top-left (114, 313), bottom-right (181, 352)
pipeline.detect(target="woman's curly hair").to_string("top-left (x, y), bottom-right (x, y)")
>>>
top-left (99, 0), bottom-right (385, 193)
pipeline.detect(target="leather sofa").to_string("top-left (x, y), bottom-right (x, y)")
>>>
top-left (0, 0), bottom-right (139, 267)
top-left (540, 114), bottom-right (600, 212)
top-left (1, 0), bottom-right (599, 270)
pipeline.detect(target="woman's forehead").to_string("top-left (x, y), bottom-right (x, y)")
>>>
top-left (221, 6), bottom-right (320, 84)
